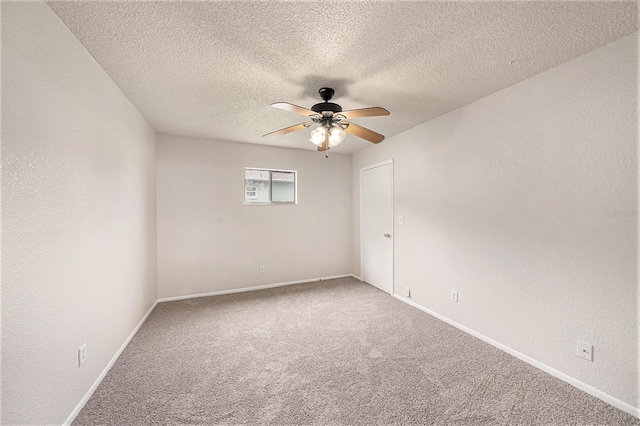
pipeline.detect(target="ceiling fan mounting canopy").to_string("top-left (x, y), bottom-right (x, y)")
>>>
top-left (318, 87), bottom-right (334, 101)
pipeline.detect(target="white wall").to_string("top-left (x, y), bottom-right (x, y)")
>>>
top-left (157, 134), bottom-right (352, 299)
top-left (1, 2), bottom-right (157, 424)
top-left (353, 33), bottom-right (638, 408)
top-left (2, 0), bottom-right (635, 421)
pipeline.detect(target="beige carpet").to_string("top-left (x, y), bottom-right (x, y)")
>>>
top-left (73, 277), bottom-right (639, 425)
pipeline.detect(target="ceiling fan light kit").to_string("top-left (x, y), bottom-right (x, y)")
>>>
top-left (309, 125), bottom-right (348, 147)
top-left (263, 87), bottom-right (390, 152)
top-left (309, 127), bottom-right (326, 146)
top-left (328, 126), bottom-right (347, 146)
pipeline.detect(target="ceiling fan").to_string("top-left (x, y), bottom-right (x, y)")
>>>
top-left (263, 88), bottom-right (390, 152)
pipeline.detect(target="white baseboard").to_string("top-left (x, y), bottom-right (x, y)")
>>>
top-left (158, 274), bottom-right (356, 303)
top-left (393, 294), bottom-right (640, 419)
top-left (63, 301), bottom-right (158, 426)
top-left (351, 274), bottom-right (362, 281)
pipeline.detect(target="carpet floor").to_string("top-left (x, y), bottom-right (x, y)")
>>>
top-left (73, 277), bottom-right (639, 425)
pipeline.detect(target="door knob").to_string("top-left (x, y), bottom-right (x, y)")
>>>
top-left (384, 233), bottom-right (391, 238)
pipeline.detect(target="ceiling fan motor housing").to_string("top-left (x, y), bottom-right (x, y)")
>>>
top-left (311, 102), bottom-right (342, 114)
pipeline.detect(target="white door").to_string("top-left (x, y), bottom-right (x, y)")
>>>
top-left (361, 160), bottom-right (393, 294)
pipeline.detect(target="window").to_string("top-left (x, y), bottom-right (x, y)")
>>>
top-left (244, 168), bottom-right (297, 205)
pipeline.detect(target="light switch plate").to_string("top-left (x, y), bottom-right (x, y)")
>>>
top-left (78, 343), bottom-right (87, 367)
top-left (399, 215), bottom-right (404, 225)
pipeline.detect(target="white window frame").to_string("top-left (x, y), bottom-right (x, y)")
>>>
top-left (244, 167), bottom-right (297, 205)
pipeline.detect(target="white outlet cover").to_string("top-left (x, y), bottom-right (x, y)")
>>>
top-left (451, 291), bottom-right (458, 303)
top-left (404, 287), bottom-right (410, 297)
top-left (259, 265), bottom-right (265, 274)
top-left (577, 340), bottom-right (593, 361)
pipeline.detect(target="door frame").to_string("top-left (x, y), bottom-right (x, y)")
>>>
top-left (360, 159), bottom-right (394, 295)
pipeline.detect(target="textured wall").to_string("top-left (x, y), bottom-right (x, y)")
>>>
top-left (157, 134), bottom-right (352, 299)
top-left (1, 2), bottom-right (157, 424)
top-left (352, 33), bottom-right (638, 408)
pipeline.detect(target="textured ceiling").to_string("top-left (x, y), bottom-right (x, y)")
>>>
top-left (47, 1), bottom-right (638, 154)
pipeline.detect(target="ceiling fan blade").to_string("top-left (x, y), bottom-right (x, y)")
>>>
top-left (271, 102), bottom-right (318, 117)
top-left (340, 107), bottom-right (390, 119)
top-left (343, 122), bottom-right (385, 144)
top-left (262, 122), bottom-right (312, 138)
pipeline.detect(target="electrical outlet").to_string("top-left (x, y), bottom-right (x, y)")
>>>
top-left (259, 265), bottom-right (265, 274)
top-left (577, 341), bottom-right (593, 362)
top-left (404, 287), bottom-right (410, 297)
top-left (451, 291), bottom-right (458, 303)
top-left (78, 343), bottom-right (87, 367)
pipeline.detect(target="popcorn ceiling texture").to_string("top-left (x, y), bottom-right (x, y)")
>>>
top-left (46, 1), bottom-right (638, 154)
